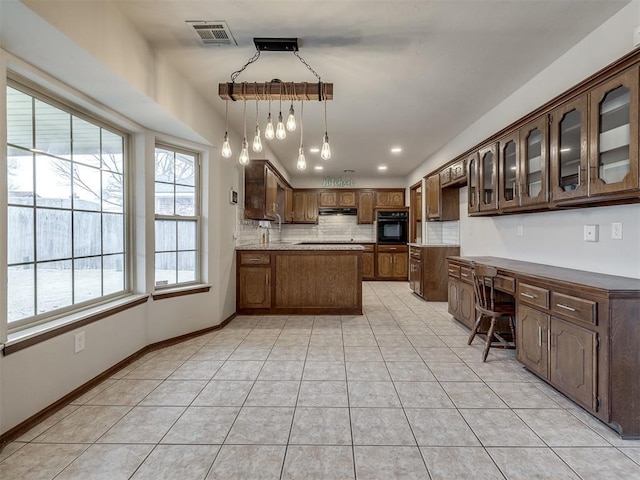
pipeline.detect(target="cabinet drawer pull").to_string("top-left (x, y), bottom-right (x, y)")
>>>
top-left (556, 303), bottom-right (577, 312)
top-left (461, 273), bottom-right (469, 278)
top-left (521, 292), bottom-right (536, 299)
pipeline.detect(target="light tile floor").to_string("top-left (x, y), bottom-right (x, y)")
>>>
top-left (1, 282), bottom-right (639, 479)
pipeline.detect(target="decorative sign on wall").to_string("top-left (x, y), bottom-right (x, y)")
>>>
top-left (322, 177), bottom-right (356, 187)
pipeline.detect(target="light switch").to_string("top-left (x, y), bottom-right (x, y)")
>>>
top-left (612, 222), bottom-right (623, 240)
top-left (584, 225), bottom-right (599, 242)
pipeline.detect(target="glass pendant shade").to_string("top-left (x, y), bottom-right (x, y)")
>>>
top-left (286, 105), bottom-right (296, 131)
top-left (252, 126), bottom-right (263, 152)
top-left (238, 139), bottom-right (250, 166)
top-left (265, 113), bottom-right (275, 140)
top-left (276, 113), bottom-right (287, 139)
top-left (221, 132), bottom-right (232, 158)
top-left (321, 133), bottom-right (331, 160)
top-left (296, 147), bottom-right (307, 171)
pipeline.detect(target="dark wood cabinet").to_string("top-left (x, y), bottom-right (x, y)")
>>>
top-left (479, 143), bottom-right (499, 212)
top-left (447, 266), bottom-right (474, 328)
top-left (244, 160), bottom-right (280, 220)
top-left (375, 189), bottom-right (405, 208)
top-left (284, 187), bottom-right (293, 223)
top-left (319, 190), bottom-right (356, 207)
top-left (377, 245), bottom-right (408, 280)
top-left (357, 190), bottom-right (375, 224)
top-left (361, 244), bottom-right (375, 280)
top-left (409, 247), bottom-right (422, 296)
top-left (447, 256), bottom-right (640, 438)
top-left (588, 66), bottom-right (639, 196)
top-left (425, 174), bottom-right (460, 221)
top-left (519, 116), bottom-right (549, 207)
top-left (467, 152), bottom-right (480, 214)
top-left (237, 253), bottom-right (271, 309)
top-left (441, 159), bottom-right (467, 188)
top-left (498, 131), bottom-right (520, 210)
top-left (292, 191), bottom-right (318, 224)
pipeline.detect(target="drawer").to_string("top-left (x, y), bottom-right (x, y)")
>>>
top-left (459, 266), bottom-right (472, 283)
top-left (448, 263), bottom-right (461, 278)
top-left (551, 292), bottom-right (597, 326)
top-left (517, 282), bottom-right (549, 309)
top-left (378, 245), bottom-right (408, 253)
top-left (409, 247), bottom-right (421, 260)
top-left (440, 168), bottom-right (452, 185)
top-left (495, 275), bottom-right (515, 293)
top-left (240, 253), bottom-right (271, 265)
top-left (361, 244), bottom-right (375, 252)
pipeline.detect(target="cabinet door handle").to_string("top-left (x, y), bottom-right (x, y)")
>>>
top-left (538, 325), bottom-right (542, 347)
top-left (520, 292), bottom-right (536, 299)
top-left (548, 329), bottom-right (552, 350)
top-left (556, 303), bottom-right (576, 312)
top-left (461, 273), bottom-right (469, 278)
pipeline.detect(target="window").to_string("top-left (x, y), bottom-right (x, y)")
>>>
top-left (154, 144), bottom-right (200, 287)
top-left (6, 82), bottom-right (128, 331)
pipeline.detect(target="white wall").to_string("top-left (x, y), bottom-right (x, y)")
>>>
top-left (408, 0), bottom-right (640, 279)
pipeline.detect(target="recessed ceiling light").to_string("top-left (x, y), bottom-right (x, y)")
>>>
top-left (378, 165), bottom-right (388, 171)
top-left (391, 147), bottom-right (402, 154)
top-left (314, 165), bottom-right (323, 170)
top-left (310, 147), bottom-right (320, 153)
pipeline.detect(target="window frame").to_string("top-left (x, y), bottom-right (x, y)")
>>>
top-left (5, 76), bottom-right (132, 334)
top-left (153, 142), bottom-right (201, 290)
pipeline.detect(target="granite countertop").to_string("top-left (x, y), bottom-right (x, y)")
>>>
top-left (408, 243), bottom-right (460, 247)
top-left (237, 242), bottom-right (365, 251)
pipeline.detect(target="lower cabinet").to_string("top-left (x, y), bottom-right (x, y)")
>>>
top-left (447, 263), bottom-right (475, 329)
top-left (458, 280), bottom-right (475, 329)
top-left (377, 245), bottom-right (408, 280)
top-left (238, 267), bottom-right (271, 309)
top-left (362, 245), bottom-right (375, 280)
top-left (516, 304), bottom-right (549, 378)
top-left (409, 246), bottom-right (422, 295)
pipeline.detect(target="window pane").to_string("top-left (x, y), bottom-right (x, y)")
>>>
top-left (37, 260), bottom-right (72, 314)
top-left (177, 251), bottom-right (196, 283)
top-left (175, 152), bottom-right (196, 186)
top-left (8, 147), bottom-right (34, 205)
top-left (155, 252), bottom-right (176, 286)
top-left (7, 87), bottom-right (33, 148)
top-left (103, 213), bottom-right (124, 255)
top-left (74, 257), bottom-right (102, 303)
top-left (36, 155), bottom-right (72, 209)
top-left (103, 254), bottom-right (125, 295)
top-left (35, 100), bottom-right (71, 158)
top-left (74, 211), bottom-right (101, 257)
top-left (36, 208), bottom-right (72, 261)
top-left (103, 171), bottom-right (123, 213)
top-left (178, 221), bottom-right (196, 250)
top-left (155, 220), bottom-right (176, 252)
top-left (8, 265), bottom-right (35, 322)
top-left (155, 182), bottom-right (174, 215)
top-left (72, 116), bottom-right (101, 167)
top-left (176, 185), bottom-right (196, 216)
top-left (155, 148), bottom-right (174, 182)
top-left (73, 163), bottom-right (101, 211)
top-left (102, 130), bottom-right (124, 173)
top-left (8, 206), bottom-right (34, 264)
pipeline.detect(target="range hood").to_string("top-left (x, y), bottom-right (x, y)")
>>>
top-left (318, 207), bottom-right (357, 216)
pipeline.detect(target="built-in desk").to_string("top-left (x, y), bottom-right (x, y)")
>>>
top-left (448, 256), bottom-right (640, 439)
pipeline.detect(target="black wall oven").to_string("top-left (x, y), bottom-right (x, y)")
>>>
top-left (376, 210), bottom-right (408, 244)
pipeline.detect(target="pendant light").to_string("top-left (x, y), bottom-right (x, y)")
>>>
top-left (239, 98), bottom-right (250, 166)
top-left (296, 100), bottom-right (307, 171)
top-left (221, 100), bottom-right (232, 158)
top-left (265, 98), bottom-right (275, 140)
top-left (252, 100), bottom-right (263, 152)
top-left (320, 87), bottom-right (332, 160)
top-left (276, 82), bottom-right (286, 139)
top-left (286, 102), bottom-right (296, 131)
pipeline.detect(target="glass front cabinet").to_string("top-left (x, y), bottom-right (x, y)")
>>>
top-left (467, 152), bottom-right (480, 214)
top-left (519, 116), bottom-right (548, 207)
top-left (550, 95), bottom-right (589, 202)
top-left (588, 67), bottom-right (639, 196)
top-left (498, 131), bottom-right (520, 209)
top-left (479, 143), bottom-right (499, 212)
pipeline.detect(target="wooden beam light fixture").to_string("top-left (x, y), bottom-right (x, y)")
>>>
top-left (219, 37), bottom-right (333, 167)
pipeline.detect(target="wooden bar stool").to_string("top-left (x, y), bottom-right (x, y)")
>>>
top-left (467, 263), bottom-right (516, 362)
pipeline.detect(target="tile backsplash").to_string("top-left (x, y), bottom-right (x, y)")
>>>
top-left (235, 208), bottom-right (375, 245)
top-left (426, 221), bottom-right (460, 245)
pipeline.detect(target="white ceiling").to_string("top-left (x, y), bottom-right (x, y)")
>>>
top-left (18, 1), bottom-right (633, 180)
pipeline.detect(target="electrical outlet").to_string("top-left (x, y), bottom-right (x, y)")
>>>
top-left (516, 225), bottom-right (524, 237)
top-left (612, 222), bottom-right (623, 240)
top-left (74, 331), bottom-right (85, 353)
top-left (584, 225), bottom-right (599, 242)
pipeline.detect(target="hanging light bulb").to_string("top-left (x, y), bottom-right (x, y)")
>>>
top-left (296, 147), bottom-right (307, 171)
top-left (320, 87), bottom-right (331, 160)
top-left (238, 98), bottom-right (250, 166)
top-left (221, 100), bottom-right (232, 158)
top-left (265, 112), bottom-right (275, 140)
top-left (252, 100), bottom-right (262, 152)
top-left (286, 103), bottom-right (296, 131)
top-left (221, 132), bottom-right (232, 158)
top-left (321, 133), bottom-right (331, 161)
top-left (276, 112), bottom-right (286, 139)
top-left (296, 99), bottom-right (306, 171)
top-left (239, 139), bottom-right (250, 166)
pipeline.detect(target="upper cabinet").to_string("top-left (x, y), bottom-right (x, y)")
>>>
top-left (467, 152), bottom-right (479, 214)
top-left (479, 143), bottom-right (499, 212)
top-left (426, 174), bottom-right (459, 221)
top-left (357, 190), bottom-right (375, 224)
top-left (550, 95), bottom-right (589, 202)
top-left (588, 67), bottom-right (639, 196)
top-left (292, 191), bottom-right (318, 224)
top-left (519, 116), bottom-right (548, 207)
top-left (375, 189), bottom-right (405, 208)
top-left (319, 190), bottom-right (357, 208)
top-left (498, 131), bottom-right (520, 210)
top-left (244, 160), bottom-right (279, 220)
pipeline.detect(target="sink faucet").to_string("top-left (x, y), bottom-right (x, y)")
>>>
top-left (275, 213), bottom-right (282, 231)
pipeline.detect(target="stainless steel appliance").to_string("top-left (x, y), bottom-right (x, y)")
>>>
top-left (376, 210), bottom-right (408, 244)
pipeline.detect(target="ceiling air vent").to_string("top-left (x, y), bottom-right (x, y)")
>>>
top-left (186, 21), bottom-right (237, 46)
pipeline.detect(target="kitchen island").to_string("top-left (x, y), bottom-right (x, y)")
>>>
top-left (236, 243), bottom-right (364, 315)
